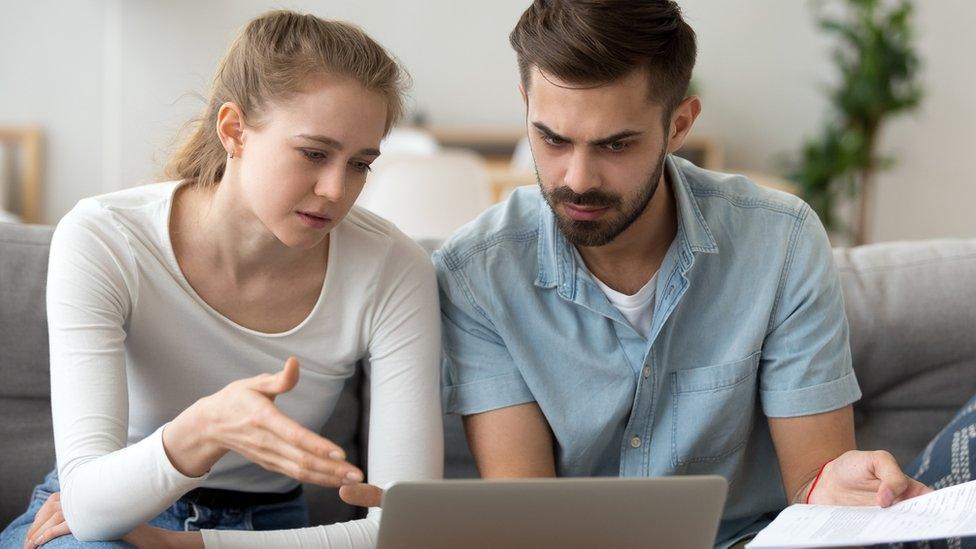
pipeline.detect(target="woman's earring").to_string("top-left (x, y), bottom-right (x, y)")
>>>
top-left (228, 151), bottom-right (235, 159)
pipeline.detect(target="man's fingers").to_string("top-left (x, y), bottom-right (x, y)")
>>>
top-left (870, 450), bottom-right (911, 505)
top-left (339, 483), bottom-right (384, 508)
top-left (889, 478), bottom-right (934, 505)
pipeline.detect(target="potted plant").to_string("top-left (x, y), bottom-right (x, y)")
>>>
top-left (789, 0), bottom-right (923, 245)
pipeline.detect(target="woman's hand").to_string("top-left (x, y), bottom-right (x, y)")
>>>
top-left (340, 483), bottom-right (385, 508)
top-left (23, 494), bottom-right (203, 549)
top-left (23, 493), bottom-right (68, 548)
top-left (163, 356), bottom-right (364, 487)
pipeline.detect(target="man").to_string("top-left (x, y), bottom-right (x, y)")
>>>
top-left (434, 1), bottom-right (935, 546)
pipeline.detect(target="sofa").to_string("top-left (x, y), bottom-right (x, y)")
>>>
top-left (2, 221), bottom-right (975, 529)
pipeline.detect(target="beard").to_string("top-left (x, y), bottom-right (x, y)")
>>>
top-left (538, 146), bottom-right (668, 248)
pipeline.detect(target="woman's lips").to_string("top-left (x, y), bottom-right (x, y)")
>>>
top-left (297, 211), bottom-right (331, 229)
top-left (563, 203), bottom-right (610, 221)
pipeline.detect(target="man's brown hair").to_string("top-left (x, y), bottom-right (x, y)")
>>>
top-left (510, 0), bottom-right (697, 115)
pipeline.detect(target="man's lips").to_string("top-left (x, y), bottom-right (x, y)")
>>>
top-left (563, 203), bottom-right (610, 221)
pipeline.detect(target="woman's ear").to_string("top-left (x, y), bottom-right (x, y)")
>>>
top-left (216, 102), bottom-right (246, 157)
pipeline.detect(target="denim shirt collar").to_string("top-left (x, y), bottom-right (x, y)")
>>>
top-left (535, 154), bottom-right (718, 297)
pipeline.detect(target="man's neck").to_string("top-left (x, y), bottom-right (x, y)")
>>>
top-left (576, 173), bottom-right (677, 295)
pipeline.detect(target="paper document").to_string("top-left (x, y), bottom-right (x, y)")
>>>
top-left (747, 479), bottom-right (976, 548)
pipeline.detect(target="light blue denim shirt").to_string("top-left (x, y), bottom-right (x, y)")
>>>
top-left (434, 155), bottom-right (862, 547)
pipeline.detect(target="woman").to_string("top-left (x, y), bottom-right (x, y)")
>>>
top-left (0, 10), bottom-right (441, 549)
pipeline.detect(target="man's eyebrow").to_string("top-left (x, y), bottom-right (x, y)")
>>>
top-left (530, 122), bottom-right (643, 146)
top-left (295, 134), bottom-right (380, 157)
top-left (590, 130), bottom-right (643, 147)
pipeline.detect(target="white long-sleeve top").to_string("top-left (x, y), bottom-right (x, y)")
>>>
top-left (47, 181), bottom-right (443, 546)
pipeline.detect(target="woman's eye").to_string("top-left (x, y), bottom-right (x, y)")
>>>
top-left (301, 149), bottom-right (327, 162)
top-left (350, 160), bottom-right (372, 173)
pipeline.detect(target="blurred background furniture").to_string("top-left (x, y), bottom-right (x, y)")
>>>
top-left (359, 150), bottom-right (493, 240)
top-left (2, 222), bottom-right (974, 528)
top-left (0, 126), bottom-right (43, 224)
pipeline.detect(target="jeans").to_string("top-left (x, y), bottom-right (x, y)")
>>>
top-left (0, 469), bottom-right (308, 548)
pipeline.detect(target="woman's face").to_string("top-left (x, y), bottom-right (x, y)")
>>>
top-left (234, 76), bottom-right (388, 249)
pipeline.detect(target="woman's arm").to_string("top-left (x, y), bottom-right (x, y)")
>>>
top-left (47, 203), bottom-right (363, 542)
top-left (48, 203), bottom-right (210, 541)
top-left (201, 239), bottom-right (444, 548)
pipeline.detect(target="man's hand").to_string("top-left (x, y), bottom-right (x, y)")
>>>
top-left (806, 450), bottom-right (933, 507)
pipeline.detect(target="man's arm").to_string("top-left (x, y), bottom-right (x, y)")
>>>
top-left (768, 405), bottom-right (856, 503)
top-left (769, 405), bottom-right (931, 506)
top-left (464, 402), bottom-right (556, 477)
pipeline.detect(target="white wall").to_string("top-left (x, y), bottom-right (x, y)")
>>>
top-left (2, 0), bottom-right (973, 241)
top-left (0, 0), bottom-right (107, 221)
top-left (682, 0), bottom-right (976, 242)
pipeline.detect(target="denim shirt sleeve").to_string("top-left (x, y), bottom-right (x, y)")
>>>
top-left (759, 204), bottom-right (862, 417)
top-left (433, 250), bottom-right (535, 416)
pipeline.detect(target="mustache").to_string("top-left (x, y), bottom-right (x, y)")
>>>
top-left (546, 186), bottom-right (621, 208)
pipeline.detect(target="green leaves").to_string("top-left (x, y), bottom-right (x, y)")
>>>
top-left (789, 0), bottom-right (922, 241)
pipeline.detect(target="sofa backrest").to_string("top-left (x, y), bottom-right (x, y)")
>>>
top-left (835, 239), bottom-right (976, 466)
top-left (2, 221), bottom-right (975, 527)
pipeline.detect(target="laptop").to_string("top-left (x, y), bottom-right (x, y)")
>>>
top-left (376, 476), bottom-right (728, 549)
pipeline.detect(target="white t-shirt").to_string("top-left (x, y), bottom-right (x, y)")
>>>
top-left (576, 251), bottom-right (658, 338)
top-left (47, 181), bottom-right (443, 547)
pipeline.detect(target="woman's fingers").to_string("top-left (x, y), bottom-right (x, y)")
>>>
top-left (253, 405), bottom-right (363, 478)
top-left (246, 445), bottom-right (351, 487)
top-left (25, 493), bottom-right (62, 549)
top-left (339, 483), bottom-right (384, 508)
top-left (248, 357), bottom-right (301, 398)
top-left (29, 520), bottom-right (69, 548)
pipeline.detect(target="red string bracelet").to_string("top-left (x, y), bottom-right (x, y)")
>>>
top-left (805, 459), bottom-right (833, 504)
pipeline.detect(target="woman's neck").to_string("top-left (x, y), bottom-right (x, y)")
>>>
top-left (172, 180), bottom-right (327, 284)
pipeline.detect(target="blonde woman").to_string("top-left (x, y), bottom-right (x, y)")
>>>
top-left (0, 10), bottom-right (441, 549)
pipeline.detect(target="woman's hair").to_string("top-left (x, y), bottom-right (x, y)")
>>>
top-left (166, 10), bottom-right (408, 187)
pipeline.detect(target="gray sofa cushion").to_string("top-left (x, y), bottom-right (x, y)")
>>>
top-left (2, 220), bottom-right (975, 530)
top-left (0, 224), bottom-right (52, 400)
top-left (0, 224), bottom-right (57, 524)
top-left (835, 239), bottom-right (976, 467)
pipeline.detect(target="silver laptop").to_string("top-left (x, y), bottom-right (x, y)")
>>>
top-left (376, 476), bottom-right (728, 549)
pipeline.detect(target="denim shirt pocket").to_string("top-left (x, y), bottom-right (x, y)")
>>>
top-left (670, 352), bottom-right (761, 467)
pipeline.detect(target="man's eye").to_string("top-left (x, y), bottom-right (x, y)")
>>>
top-left (541, 134), bottom-right (565, 146)
top-left (606, 141), bottom-right (630, 153)
top-left (302, 149), bottom-right (327, 162)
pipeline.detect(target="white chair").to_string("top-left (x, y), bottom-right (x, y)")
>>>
top-left (358, 150), bottom-right (493, 240)
top-left (510, 135), bottom-right (534, 172)
top-left (380, 127), bottom-right (440, 156)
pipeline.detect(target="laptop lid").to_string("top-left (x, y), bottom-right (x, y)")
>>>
top-left (376, 476), bottom-right (728, 549)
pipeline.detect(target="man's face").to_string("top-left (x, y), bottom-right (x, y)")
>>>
top-left (524, 67), bottom-right (670, 247)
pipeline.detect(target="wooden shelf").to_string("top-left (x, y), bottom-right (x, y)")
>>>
top-left (0, 126), bottom-right (43, 224)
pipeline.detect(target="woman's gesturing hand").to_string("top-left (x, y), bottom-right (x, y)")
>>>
top-left (163, 357), bottom-right (364, 487)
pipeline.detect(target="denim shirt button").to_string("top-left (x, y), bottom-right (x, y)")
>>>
top-left (630, 435), bottom-right (642, 448)
top-left (642, 366), bottom-right (651, 379)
